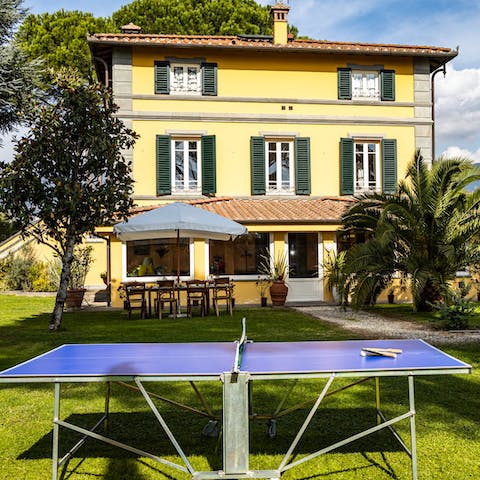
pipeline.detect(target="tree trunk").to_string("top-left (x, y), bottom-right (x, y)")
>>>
top-left (414, 278), bottom-right (442, 312)
top-left (49, 239), bottom-right (75, 331)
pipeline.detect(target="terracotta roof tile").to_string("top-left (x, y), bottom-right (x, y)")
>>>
top-left (88, 33), bottom-right (456, 58)
top-left (129, 197), bottom-right (354, 225)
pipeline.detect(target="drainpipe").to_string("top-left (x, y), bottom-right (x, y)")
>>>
top-left (93, 56), bottom-right (109, 87)
top-left (431, 64), bottom-right (446, 163)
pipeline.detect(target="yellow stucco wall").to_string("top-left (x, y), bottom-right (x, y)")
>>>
top-left (132, 48), bottom-right (414, 102)
top-left (131, 120), bottom-right (415, 200)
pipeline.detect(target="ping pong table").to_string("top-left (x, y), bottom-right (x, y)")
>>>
top-left (0, 321), bottom-right (471, 480)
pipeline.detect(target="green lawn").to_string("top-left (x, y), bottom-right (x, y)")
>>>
top-left (368, 303), bottom-right (480, 329)
top-left (0, 295), bottom-right (479, 480)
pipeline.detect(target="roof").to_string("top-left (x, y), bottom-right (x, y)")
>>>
top-left (88, 32), bottom-right (457, 66)
top-left (127, 197), bottom-right (355, 225)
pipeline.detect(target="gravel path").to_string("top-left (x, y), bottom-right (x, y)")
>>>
top-left (294, 305), bottom-right (480, 345)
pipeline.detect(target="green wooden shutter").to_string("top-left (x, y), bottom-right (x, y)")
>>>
top-left (295, 137), bottom-right (311, 195)
top-left (340, 138), bottom-right (354, 195)
top-left (154, 61), bottom-right (170, 94)
top-left (338, 68), bottom-right (352, 100)
top-left (382, 139), bottom-right (397, 194)
top-left (251, 136), bottom-right (266, 195)
top-left (202, 135), bottom-right (216, 195)
top-left (202, 63), bottom-right (217, 96)
top-left (156, 135), bottom-right (171, 195)
top-left (380, 70), bottom-right (395, 101)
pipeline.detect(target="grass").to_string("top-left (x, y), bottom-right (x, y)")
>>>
top-left (368, 303), bottom-right (480, 329)
top-left (0, 294), bottom-right (479, 480)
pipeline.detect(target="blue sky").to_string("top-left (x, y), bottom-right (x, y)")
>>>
top-left (3, 0), bottom-right (480, 161)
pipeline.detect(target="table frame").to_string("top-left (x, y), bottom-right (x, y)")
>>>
top-left (0, 340), bottom-right (471, 480)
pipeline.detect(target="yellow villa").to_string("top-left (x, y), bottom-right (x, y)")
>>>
top-left (1, 3), bottom-right (457, 307)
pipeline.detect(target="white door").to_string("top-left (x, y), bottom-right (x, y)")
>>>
top-left (287, 233), bottom-right (323, 302)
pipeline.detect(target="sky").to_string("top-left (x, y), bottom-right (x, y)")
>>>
top-left (2, 0), bottom-right (479, 162)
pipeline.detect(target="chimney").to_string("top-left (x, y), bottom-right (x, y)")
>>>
top-left (270, 2), bottom-right (290, 45)
top-left (121, 22), bottom-right (142, 34)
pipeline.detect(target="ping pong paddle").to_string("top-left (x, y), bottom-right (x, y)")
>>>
top-left (361, 347), bottom-right (403, 358)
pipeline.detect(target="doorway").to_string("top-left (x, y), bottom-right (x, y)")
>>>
top-left (287, 233), bottom-right (323, 302)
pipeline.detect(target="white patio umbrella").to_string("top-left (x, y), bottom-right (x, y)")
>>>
top-left (114, 202), bottom-right (247, 282)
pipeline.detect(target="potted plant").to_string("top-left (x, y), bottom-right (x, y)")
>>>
top-left (65, 246), bottom-right (93, 308)
top-left (255, 276), bottom-right (270, 307)
top-left (387, 288), bottom-right (395, 304)
top-left (323, 250), bottom-right (350, 306)
top-left (259, 252), bottom-right (289, 306)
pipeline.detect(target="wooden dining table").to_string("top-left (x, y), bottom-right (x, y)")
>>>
top-left (146, 282), bottom-right (218, 317)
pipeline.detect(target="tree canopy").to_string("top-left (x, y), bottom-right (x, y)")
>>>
top-left (17, 0), bottom-right (298, 79)
top-left (341, 152), bottom-right (480, 311)
top-left (111, 0), bottom-right (274, 35)
top-left (0, 69), bottom-right (137, 330)
top-left (0, 0), bottom-right (41, 141)
top-left (17, 10), bottom-right (112, 80)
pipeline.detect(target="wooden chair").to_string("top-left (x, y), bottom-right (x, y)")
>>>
top-left (155, 280), bottom-right (177, 319)
top-left (124, 282), bottom-right (147, 320)
top-left (212, 277), bottom-right (233, 316)
top-left (186, 280), bottom-right (207, 318)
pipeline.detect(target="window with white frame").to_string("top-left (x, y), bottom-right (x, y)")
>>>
top-left (266, 140), bottom-right (294, 193)
top-left (352, 71), bottom-right (380, 100)
top-left (355, 142), bottom-right (380, 192)
top-left (170, 64), bottom-right (201, 94)
top-left (172, 139), bottom-right (201, 193)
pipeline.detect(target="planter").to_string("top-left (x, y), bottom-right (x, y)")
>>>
top-left (65, 288), bottom-right (86, 308)
top-left (387, 293), bottom-right (395, 304)
top-left (269, 281), bottom-right (288, 306)
top-left (261, 296), bottom-right (268, 307)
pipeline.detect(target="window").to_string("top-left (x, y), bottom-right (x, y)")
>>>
top-left (267, 140), bottom-right (294, 193)
top-left (338, 68), bottom-right (395, 101)
top-left (340, 138), bottom-right (397, 195)
top-left (251, 137), bottom-right (310, 195)
top-left (156, 135), bottom-right (216, 196)
top-left (354, 142), bottom-right (380, 192)
top-left (171, 64), bottom-right (201, 94)
top-left (172, 139), bottom-right (201, 193)
top-left (352, 71), bottom-right (379, 100)
top-left (209, 233), bottom-right (270, 276)
top-left (126, 238), bottom-right (190, 278)
top-left (155, 61), bottom-right (217, 96)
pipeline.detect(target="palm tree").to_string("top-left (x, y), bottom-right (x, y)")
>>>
top-left (341, 151), bottom-right (480, 311)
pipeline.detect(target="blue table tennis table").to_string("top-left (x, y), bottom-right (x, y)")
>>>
top-left (0, 321), bottom-right (471, 480)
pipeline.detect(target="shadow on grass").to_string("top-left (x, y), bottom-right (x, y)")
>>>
top-left (19, 406), bottom-right (408, 479)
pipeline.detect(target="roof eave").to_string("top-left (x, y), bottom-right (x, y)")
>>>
top-left (87, 36), bottom-right (458, 62)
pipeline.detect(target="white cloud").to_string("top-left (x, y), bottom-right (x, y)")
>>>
top-left (441, 146), bottom-right (480, 163)
top-left (435, 66), bottom-right (480, 148)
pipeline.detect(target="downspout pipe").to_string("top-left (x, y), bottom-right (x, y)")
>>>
top-left (431, 64), bottom-right (447, 163)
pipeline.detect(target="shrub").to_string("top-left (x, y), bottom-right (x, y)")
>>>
top-left (432, 286), bottom-right (474, 330)
top-left (1, 245), bottom-right (36, 291)
top-left (68, 246), bottom-right (93, 289)
top-left (0, 245), bottom-right (58, 292)
top-left (29, 262), bottom-right (57, 292)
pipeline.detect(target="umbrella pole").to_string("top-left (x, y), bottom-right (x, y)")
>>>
top-left (175, 230), bottom-right (184, 316)
top-left (176, 230), bottom-right (180, 285)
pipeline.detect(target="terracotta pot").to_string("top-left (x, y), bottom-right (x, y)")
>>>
top-left (269, 281), bottom-right (288, 306)
top-left (65, 288), bottom-right (86, 308)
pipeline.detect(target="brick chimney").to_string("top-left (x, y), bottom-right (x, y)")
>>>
top-left (270, 2), bottom-right (290, 45)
